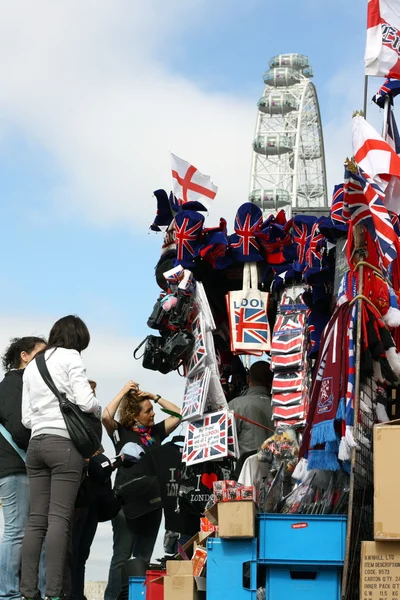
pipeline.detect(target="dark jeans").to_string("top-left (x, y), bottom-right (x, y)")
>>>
top-left (20, 435), bottom-right (84, 598)
top-left (104, 509), bottom-right (162, 600)
top-left (71, 506), bottom-right (99, 600)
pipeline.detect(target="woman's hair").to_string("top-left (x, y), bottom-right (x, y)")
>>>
top-left (2, 336), bottom-right (47, 371)
top-left (47, 315), bottom-right (90, 353)
top-left (118, 391), bottom-right (146, 427)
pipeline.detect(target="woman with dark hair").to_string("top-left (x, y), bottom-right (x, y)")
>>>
top-left (102, 382), bottom-right (181, 600)
top-left (20, 316), bottom-right (99, 600)
top-left (0, 337), bottom-right (47, 600)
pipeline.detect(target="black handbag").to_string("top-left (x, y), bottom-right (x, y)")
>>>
top-left (146, 298), bottom-right (167, 330)
top-left (114, 474), bottom-right (163, 520)
top-left (36, 353), bottom-right (103, 459)
top-left (160, 330), bottom-right (194, 370)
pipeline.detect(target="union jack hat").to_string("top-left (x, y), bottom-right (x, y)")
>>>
top-left (173, 209), bottom-right (205, 268)
top-left (229, 202), bottom-right (263, 263)
top-left (258, 220), bottom-right (296, 265)
top-left (197, 218), bottom-right (232, 269)
top-left (303, 218), bottom-right (331, 285)
top-left (292, 215), bottom-right (317, 272)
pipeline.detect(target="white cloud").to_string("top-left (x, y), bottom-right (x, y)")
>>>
top-left (0, 0), bottom-right (254, 232)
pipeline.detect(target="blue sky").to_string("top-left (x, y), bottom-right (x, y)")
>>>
top-left (0, 0), bottom-right (373, 337)
top-left (0, 0), bottom-right (384, 579)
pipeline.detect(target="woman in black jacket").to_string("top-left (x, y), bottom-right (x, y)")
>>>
top-left (0, 337), bottom-right (46, 600)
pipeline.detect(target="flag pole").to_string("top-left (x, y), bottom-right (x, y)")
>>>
top-left (363, 75), bottom-right (369, 117)
top-left (382, 95), bottom-right (390, 138)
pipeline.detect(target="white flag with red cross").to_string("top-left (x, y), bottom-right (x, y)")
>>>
top-left (352, 115), bottom-right (400, 211)
top-left (365, 0), bottom-right (400, 77)
top-left (170, 153), bottom-right (218, 209)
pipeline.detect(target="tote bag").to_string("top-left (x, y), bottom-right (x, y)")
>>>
top-left (226, 262), bottom-right (270, 355)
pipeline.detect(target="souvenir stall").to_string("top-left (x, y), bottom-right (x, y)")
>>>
top-left (128, 32), bottom-right (400, 600)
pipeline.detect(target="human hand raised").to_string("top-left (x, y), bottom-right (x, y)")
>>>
top-left (121, 380), bottom-right (139, 395)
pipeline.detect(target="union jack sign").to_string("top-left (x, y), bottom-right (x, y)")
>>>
top-left (183, 410), bottom-right (229, 465)
top-left (185, 313), bottom-right (208, 377)
top-left (181, 367), bottom-right (210, 421)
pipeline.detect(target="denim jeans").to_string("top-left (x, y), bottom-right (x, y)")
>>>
top-left (20, 435), bottom-right (83, 598)
top-left (0, 473), bottom-right (46, 600)
top-left (104, 509), bottom-right (161, 600)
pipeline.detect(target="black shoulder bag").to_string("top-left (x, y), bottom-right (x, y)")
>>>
top-left (35, 353), bottom-right (102, 459)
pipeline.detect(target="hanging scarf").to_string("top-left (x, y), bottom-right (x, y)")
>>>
top-left (132, 424), bottom-right (156, 447)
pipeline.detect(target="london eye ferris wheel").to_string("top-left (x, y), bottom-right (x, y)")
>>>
top-left (249, 53), bottom-right (328, 219)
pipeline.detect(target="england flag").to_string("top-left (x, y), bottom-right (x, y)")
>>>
top-left (171, 153), bottom-right (218, 209)
top-left (352, 115), bottom-right (400, 212)
top-left (365, 0), bottom-right (400, 78)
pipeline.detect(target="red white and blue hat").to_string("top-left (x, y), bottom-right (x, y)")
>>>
top-left (229, 202), bottom-right (263, 262)
top-left (173, 210), bottom-right (205, 268)
top-left (197, 218), bottom-right (232, 269)
top-left (292, 215), bottom-right (317, 272)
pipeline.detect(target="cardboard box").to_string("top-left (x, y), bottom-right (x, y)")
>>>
top-left (360, 541), bottom-right (400, 600)
top-left (166, 560), bottom-right (193, 576)
top-left (163, 561), bottom-right (205, 600)
top-left (218, 501), bottom-right (256, 538)
top-left (374, 421), bottom-right (400, 539)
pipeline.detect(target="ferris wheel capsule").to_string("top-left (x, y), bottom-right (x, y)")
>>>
top-left (248, 188), bottom-right (292, 211)
top-left (269, 53), bottom-right (309, 70)
top-left (257, 91), bottom-right (297, 115)
top-left (263, 67), bottom-right (302, 87)
top-left (253, 134), bottom-right (293, 156)
top-left (250, 53), bottom-right (328, 219)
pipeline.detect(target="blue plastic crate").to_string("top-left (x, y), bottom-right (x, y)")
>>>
top-left (258, 514), bottom-right (347, 566)
top-left (128, 576), bottom-right (146, 600)
top-left (206, 537), bottom-right (257, 600)
top-left (265, 566), bottom-right (342, 600)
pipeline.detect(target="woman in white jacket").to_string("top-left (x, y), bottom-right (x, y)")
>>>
top-left (20, 315), bottom-right (99, 600)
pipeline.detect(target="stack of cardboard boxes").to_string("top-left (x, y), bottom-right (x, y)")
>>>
top-left (360, 420), bottom-right (400, 600)
top-left (155, 481), bottom-right (257, 600)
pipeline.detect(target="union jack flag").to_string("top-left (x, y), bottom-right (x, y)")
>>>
top-left (343, 166), bottom-right (398, 269)
top-left (234, 305), bottom-right (269, 346)
top-left (230, 212), bottom-right (262, 256)
top-left (331, 184), bottom-right (347, 227)
top-left (175, 216), bottom-right (203, 261)
top-left (292, 221), bottom-right (310, 264)
top-left (373, 78), bottom-right (400, 109)
top-left (183, 410), bottom-right (228, 465)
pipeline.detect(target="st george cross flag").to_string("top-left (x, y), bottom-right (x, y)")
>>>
top-left (352, 115), bottom-right (400, 211)
top-left (171, 153), bottom-right (218, 209)
top-left (365, 0), bottom-right (400, 77)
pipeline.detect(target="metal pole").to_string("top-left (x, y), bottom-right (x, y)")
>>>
top-left (363, 75), bottom-right (369, 117)
top-left (342, 225), bottom-right (365, 599)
